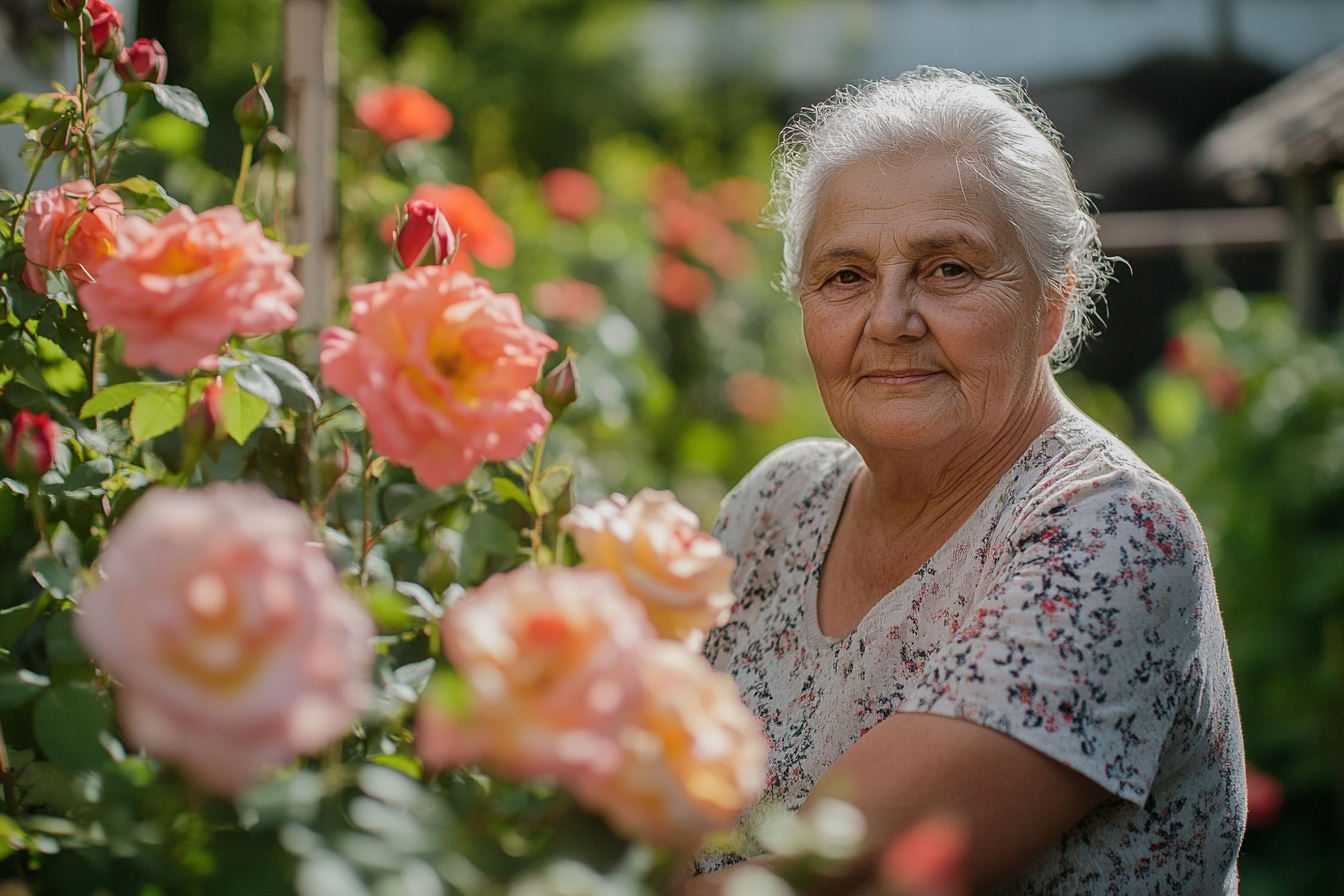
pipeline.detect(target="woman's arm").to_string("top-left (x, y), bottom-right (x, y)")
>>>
top-left (670, 711), bottom-right (1108, 895)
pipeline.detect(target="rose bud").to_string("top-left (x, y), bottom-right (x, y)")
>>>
top-left (541, 352), bottom-right (580, 420)
top-left (394, 199), bottom-right (457, 269)
top-left (182, 378), bottom-right (227, 448)
top-left (115, 38), bottom-right (167, 85)
top-left (86, 0), bottom-right (124, 59)
top-left (233, 81), bottom-right (274, 145)
top-left (39, 115), bottom-right (79, 152)
top-left (47, 0), bottom-right (87, 23)
top-left (4, 410), bottom-right (62, 481)
top-left (258, 126), bottom-right (292, 165)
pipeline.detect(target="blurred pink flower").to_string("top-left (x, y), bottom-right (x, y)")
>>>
top-left (725, 370), bottom-right (787, 425)
top-left (319, 267), bottom-right (556, 487)
top-left (710, 176), bottom-right (769, 223)
top-left (561, 489), bottom-right (736, 649)
top-left (1246, 763), bottom-right (1285, 829)
top-left (651, 254), bottom-right (714, 313)
top-left (75, 483), bottom-right (374, 797)
top-left (597, 642), bottom-right (767, 848)
top-left (21, 179), bottom-right (123, 290)
top-left (416, 566), bottom-right (654, 787)
top-left (880, 816), bottom-right (970, 896)
top-left (540, 168), bottom-right (602, 223)
top-left (354, 84), bottom-right (452, 145)
top-left (531, 278), bottom-right (605, 326)
top-left (77, 205), bottom-right (303, 374)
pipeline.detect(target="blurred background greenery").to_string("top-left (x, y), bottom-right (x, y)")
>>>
top-left (3, 0), bottom-right (1343, 891)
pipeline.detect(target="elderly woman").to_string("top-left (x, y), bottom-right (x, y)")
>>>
top-left (680, 69), bottom-right (1246, 894)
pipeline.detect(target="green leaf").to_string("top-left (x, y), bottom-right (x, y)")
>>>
top-left (248, 353), bottom-right (322, 409)
top-left (0, 657), bottom-right (48, 707)
top-left (149, 83), bottom-right (210, 127)
top-left (22, 92), bottom-right (76, 129)
top-left (81, 381), bottom-right (165, 417)
top-left (231, 362), bottom-right (282, 406)
top-left (0, 93), bottom-right (30, 125)
top-left (130, 384), bottom-right (188, 442)
top-left (29, 557), bottom-right (75, 599)
top-left (45, 609), bottom-right (89, 666)
top-left (492, 477), bottom-right (534, 514)
top-left (46, 457), bottom-right (112, 498)
top-left (113, 175), bottom-right (180, 211)
top-left (0, 596), bottom-right (50, 651)
top-left (2, 282), bottom-right (48, 321)
top-left (33, 683), bottom-right (113, 774)
top-left (220, 382), bottom-right (268, 444)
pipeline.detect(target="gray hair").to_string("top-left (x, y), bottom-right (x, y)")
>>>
top-left (766, 67), bottom-right (1111, 371)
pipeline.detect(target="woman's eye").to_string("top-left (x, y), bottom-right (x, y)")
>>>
top-left (935, 262), bottom-right (968, 278)
top-left (833, 269), bottom-right (861, 284)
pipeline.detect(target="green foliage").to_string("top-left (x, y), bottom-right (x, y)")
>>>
top-left (1135, 291), bottom-right (1344, 894)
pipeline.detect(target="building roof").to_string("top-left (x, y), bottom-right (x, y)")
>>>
top-left (1198, 42), bottom-right (1344, 180)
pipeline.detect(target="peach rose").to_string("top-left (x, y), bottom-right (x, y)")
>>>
top-left (75, 483), bottom-right (374, 797)
top-left (355, 85), bottom-right (453, 145)
top-left (651, 254), bottom-right (714, 313)
top-left (595, 643), bottom-right (767, 848)
top-left (319, 267), bottom-right (557, 487)
top-left (561, 489), bottom-right (736, 649)
top-left (77, 205), bottom-right (303, 374)
top-left (21, 179), bottom-right (123, 289)
top-left (540, 168), bottom-right (602, 223)
top-left (416, 567), bottom-right (655, 788)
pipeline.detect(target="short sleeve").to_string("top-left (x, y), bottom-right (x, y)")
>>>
top-left (898, 469), bottom-right (1210, 804)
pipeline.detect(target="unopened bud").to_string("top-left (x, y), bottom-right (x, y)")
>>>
top-left (85, 0), bottom-right (124, 59)
top-left (4, 410), bottom-right (61, 481)
top-left (541, 352), bottom-right (580, 420)
top-left (115, 37), bottom-right (167, 86)
top-left (233, 81), bottom-right (274, 146)
top-left (395, 199), bottom-right (457, 269)
top-left (181, 378), bottom-right (227, 448)
top-left (47, 0), bottom-right (86, 24)
top-left (39, 115), bottom-right (78, 152)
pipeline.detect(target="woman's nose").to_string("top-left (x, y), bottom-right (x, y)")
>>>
top-left (864, 272), bottom-right (928, 343)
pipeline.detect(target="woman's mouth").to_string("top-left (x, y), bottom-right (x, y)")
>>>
top-left (863, 369), bottom-right (941, 385)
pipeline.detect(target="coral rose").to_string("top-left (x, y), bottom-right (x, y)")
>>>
top-left (531, 278), bottom-right (605, 326)
top-left (561, 489), bottom-right (736, 649)
top-left (77, 205), bottom-right (303, 374)
top-left (21, 179), bottom-right (123, 290)
top-left (74, 483), bottom-right (374, 797)
top-left (540, 168), bottom-right (602, 223)
top-left (597, 643), bottom-right (766, 848)
top-left (416, 566), bottom-right (655, 788)
top-left (725, 371), bottom-right (787, 425)
top-left (651, 254), bottom-right (714, 313)
top-left (355, 84), bottom-right (452, 145)
top-left (319, 267), bottom-right (556, 487)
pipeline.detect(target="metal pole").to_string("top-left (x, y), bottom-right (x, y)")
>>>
top-left (284, 0), bottom-right (339, 355)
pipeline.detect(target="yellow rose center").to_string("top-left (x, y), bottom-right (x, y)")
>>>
top-left (162, 572), bottom-right (281, 694)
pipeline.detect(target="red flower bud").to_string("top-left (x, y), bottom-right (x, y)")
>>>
top-left (182, 378), bottom-right (227, 448)
top-left (233, 81), bottom-right (274, 145)
top-left (395, 200), bottom-right (457, 269)
top-left (86, 0), bottom-right (124, 59)
top-left (4, 410), bottom-right (61, 481)
top-left (541, 352), bottom-right (580, 420)
top-left (115, 38), bottom-right (167, 85)
top-left (47, 0), bottom-right (86, 24)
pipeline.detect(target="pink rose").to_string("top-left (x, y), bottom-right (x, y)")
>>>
top-left (21, 179), bottom-right (123, 290)
top-left (319, 267), bottom-right (557, 487)
top-left (416, 566), bottom-right (655, 788)
top-left (354, 85), bottom-right (453, 145)
top-left (77, 205), bottom-right (303, 374)
top-left (596, 643), bottom-right (767, 848)
top-left (75, 483), bottom-right (374, 797)
top-left (115, 37), bottom-right (168, 85)
top-left (562, 489), bottom-right (736, 648)
top-left (540, 168), bottom-right (602, 223)
top-left (531, 278), bottom-right (605, 326)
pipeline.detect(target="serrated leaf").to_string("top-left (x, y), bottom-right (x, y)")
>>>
top-left (220, 382), bottom-right (268, 444)
top-left (130, 384), bottom-right (188, 442)
top-left (149, 83), bottom-right (209, 127)
top-left (232, 363), bottom-right (282, 406)
top-left (114, 175), bottom-right (180, 211)
top-left (81, 381), bottom-right (166, 417)
top-left (248, 353), bottom-right (322, 409)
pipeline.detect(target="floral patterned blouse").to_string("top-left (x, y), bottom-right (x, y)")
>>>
top-left (700, 411), bottom-right (1246, 894)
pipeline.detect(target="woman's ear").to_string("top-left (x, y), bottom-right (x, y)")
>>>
top-left (1037, 270), bottom-right (1073, 359)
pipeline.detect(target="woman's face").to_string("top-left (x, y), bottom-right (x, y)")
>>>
top-left (798, 152), bottom-right (1065, 458)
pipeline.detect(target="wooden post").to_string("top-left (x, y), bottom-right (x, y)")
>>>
top-left (284, 0), bottom-right (339, 354)
top-left (1282, 172), bottom-right (1324, 331)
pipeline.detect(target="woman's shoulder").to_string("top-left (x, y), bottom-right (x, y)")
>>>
top-left (720, 437), bottom-right (856, 514)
